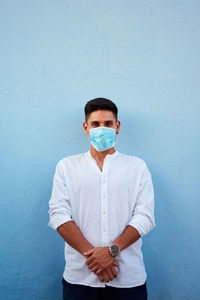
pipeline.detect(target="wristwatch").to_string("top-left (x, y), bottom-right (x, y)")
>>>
top-left (108, 244), bottom-right (120, 257)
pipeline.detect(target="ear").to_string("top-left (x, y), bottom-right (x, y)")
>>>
top-left (116, 120), bottom-right (120, 135)
top-left (83, 122), bottom-right (89, 136)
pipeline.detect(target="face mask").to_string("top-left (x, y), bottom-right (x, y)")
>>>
top-left (89, 126), bottom-right (116, 152)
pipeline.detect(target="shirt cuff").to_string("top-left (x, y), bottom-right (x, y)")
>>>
top-left (128, 214), bottom-right (155, 237)
top-left (48, 215), bottom-right (73, 230)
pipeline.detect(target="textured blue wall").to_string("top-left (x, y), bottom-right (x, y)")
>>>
top-left (1, 1), bottom-right (200, 299)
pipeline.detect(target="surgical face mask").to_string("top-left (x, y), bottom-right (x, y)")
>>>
top-left (89, 126), bottom-right (116, 152)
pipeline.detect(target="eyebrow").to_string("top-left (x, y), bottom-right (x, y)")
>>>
top-left (90, 120), bottom-right (114, 123)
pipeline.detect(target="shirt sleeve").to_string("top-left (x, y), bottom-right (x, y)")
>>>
top-left (48, 160), bottom-right (73, 230)
top-left (128, 163), bottom-right (155, 236)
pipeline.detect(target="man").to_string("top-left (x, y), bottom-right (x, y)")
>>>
top-left (48, 98), bottom-right (155, 300)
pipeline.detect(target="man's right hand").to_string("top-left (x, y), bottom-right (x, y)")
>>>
top-left (84, 249), bottom-right (119, 283)
top-left (97, 261), bottom-right (119, 283)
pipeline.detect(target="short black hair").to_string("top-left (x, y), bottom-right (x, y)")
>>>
top-left (84, 97), bottom-right (118, 122)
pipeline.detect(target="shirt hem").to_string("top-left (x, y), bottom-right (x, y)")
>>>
top-left (63, 273), bottom-right (147, 288)
top-left (63, 273), bottom-right (106, 288)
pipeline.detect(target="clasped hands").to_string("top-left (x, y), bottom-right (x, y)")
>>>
top-left (84, 247), bottom-right (119, 283)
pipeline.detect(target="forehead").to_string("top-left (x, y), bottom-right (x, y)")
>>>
top-left (87, 110), bottom-right (115, 122)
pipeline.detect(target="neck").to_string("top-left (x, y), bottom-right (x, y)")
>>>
top-left (90, 146), bottom-right (116, 162)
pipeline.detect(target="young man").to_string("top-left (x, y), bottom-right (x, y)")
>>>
top-left (48, 98), bottom-right (155, 300)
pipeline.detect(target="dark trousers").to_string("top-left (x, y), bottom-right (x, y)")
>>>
top-left (62, 277), bottom-right (147, 300)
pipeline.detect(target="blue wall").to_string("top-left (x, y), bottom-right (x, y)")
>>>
top-left (1, 1), bottom-right (200, 299)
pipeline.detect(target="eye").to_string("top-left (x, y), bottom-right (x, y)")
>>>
top-left (91, 122), bottom-right (99, 127)
top-left (105, 121), bottom-right (113, 127)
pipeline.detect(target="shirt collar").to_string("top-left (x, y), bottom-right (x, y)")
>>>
top-left (87, 149), bottom-right (119, 160)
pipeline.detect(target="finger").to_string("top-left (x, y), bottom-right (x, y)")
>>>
top-left (95, 267), bottom-right (104, 275)
top-left (110, 266), bottom-right (118, 277)
top-left (98, 274), bottom-right (104, 282)
top-left (86, 256), bottom-right (94, 265)
top-left (106, 268), bottom-right (114, 280)
top-left (91, 265), bottom-right (99, 273)
top-left (83, 248), bottom-right (95, 256)
top-left (88, 262), bottom-right (98, 269)
top-left (102, 271), bottom-right (110, 282)
top-left (113, 261), bottom-right (119, 266)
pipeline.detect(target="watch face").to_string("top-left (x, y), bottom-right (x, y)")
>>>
top-left (111, 244), bottom-right (120, 256)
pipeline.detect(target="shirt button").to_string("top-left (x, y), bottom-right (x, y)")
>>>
top-left (103, 211), bottom-right (106, 215)
top-left (103, 229), bottom-right (106, 232)
top-left (103, 195), bottom-right (106, 199)
top-left (103, 179), bottom-right (106, 183)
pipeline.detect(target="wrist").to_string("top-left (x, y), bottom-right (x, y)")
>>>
top-left (82, 245), bottom-right (94, 257)
top-left (108, 244), bottom-right (120, 257)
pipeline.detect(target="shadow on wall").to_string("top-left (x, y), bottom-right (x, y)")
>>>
top-left (117, 109), bottom-right (196, 299)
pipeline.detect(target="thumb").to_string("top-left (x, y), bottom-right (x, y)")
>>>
top-left (83, 248), bottom-right (95, 256)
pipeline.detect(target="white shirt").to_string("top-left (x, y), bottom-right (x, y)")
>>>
top-left (48, 150), bottom-right (155, 288)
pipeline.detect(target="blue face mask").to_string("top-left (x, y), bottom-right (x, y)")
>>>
top-left (89, 126), bottom-right (116, 152)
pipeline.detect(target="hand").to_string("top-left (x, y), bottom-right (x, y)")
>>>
top-left (84, 247), bottom-right (118, 275)
top-left (97, 263), bottom-right (119, 283)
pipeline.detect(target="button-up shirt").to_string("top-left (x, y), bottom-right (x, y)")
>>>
top-left (48, 150), bottom-right (155, 288)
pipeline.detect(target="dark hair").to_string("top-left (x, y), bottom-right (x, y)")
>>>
top-left (84, 98), bottom-right (118, 122)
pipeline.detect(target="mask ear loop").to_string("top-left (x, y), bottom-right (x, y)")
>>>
top-left (87, 130), bottom-right (91, 141)
top-left (116, 128), bottom-right (119, 138)
top-left (86, 125), bottom-right (91, 141)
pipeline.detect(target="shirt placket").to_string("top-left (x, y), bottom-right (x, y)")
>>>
top-left (101, 160), bottom-right (109, 246)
